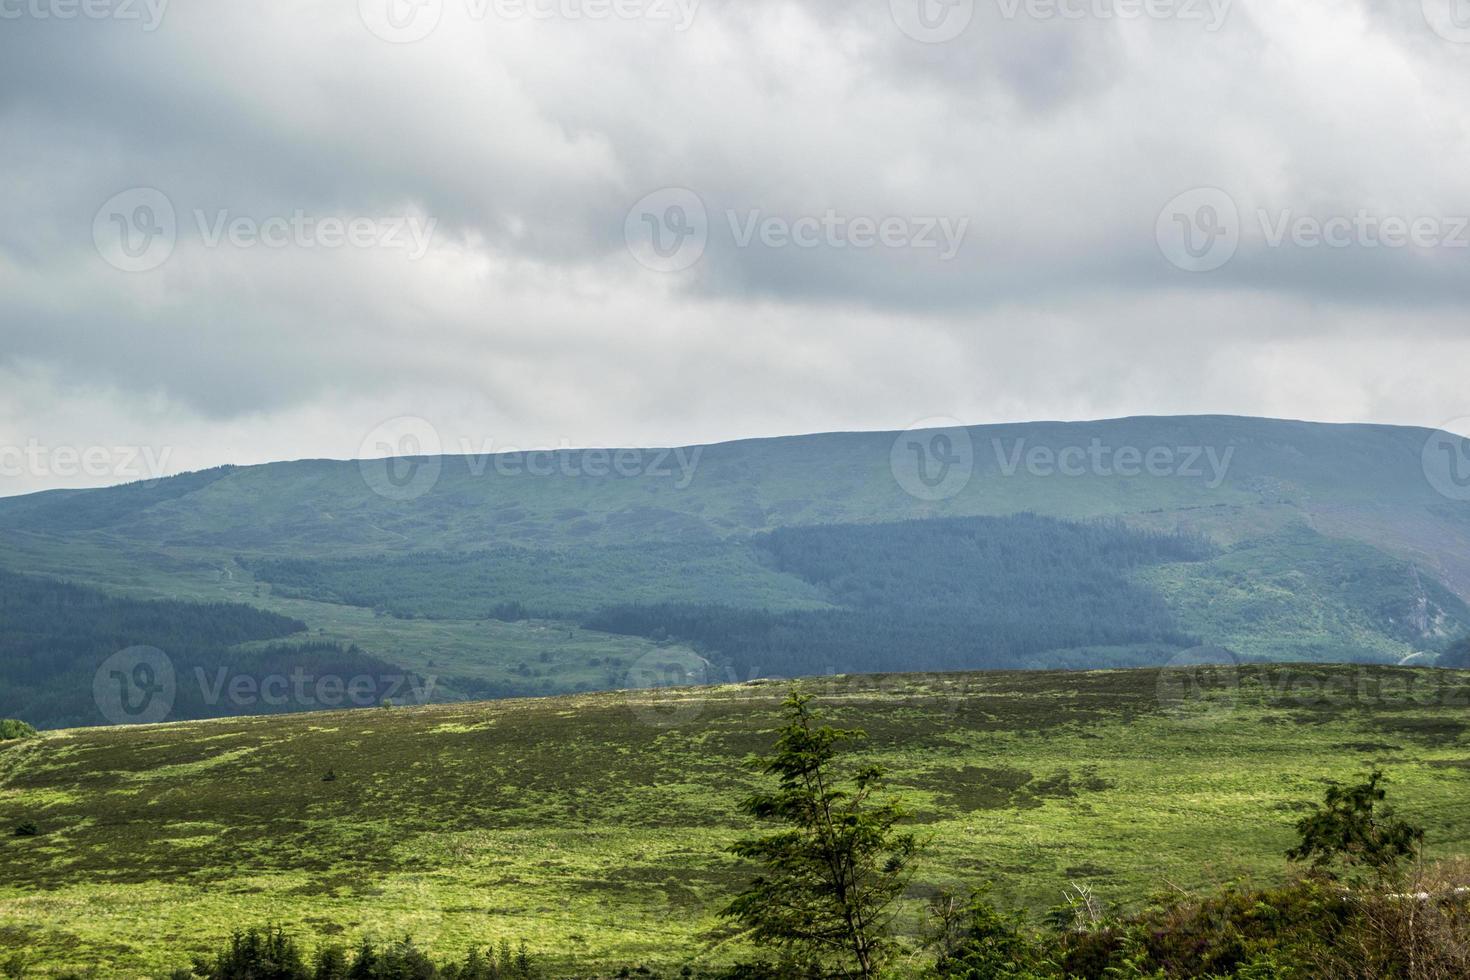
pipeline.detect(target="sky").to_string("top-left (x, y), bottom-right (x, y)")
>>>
top-left (2, 0), bottom-right (1470, 495)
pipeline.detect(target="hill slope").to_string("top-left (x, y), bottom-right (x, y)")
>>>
top-left (0, 666), bottom-right (1467, 976)
top-left (2, 415), bottom-right (1469, 726)
top-left (4, 416), bottom-right (1468, 566)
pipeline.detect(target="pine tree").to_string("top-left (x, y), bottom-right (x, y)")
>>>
top-left (1287, 770), bottom-right (1424, 879)
top-left (723, 689), bottom-right (920, 979)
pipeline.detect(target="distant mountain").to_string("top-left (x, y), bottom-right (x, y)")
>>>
top-left (3, 415), bottom-right (1468, 727)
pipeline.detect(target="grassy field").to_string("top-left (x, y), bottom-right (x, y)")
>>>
top-left (2, 664), bottom-right (1468, 977)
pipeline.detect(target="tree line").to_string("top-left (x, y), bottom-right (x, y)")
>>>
top-left (0, 570), bottom-right (423, 728)
top-left (586, 516), bottom-right (1216, 678)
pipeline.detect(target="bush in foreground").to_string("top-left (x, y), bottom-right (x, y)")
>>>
top-left (925, 862), bottom-right (1470, 979)
top-left (923, 770), bottom-right (1462, 979)
top-left (175, 928), bottom-right (536, 980)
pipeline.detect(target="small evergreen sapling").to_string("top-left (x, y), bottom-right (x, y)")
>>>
top-left (1287, 770), bottom-right (1424, 879)
top-left (723, 689), bottom-right (920, 980)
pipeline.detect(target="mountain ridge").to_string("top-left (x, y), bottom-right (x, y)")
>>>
top-left (2, 414), bottom-right (1468, 728)
top-left (0, 413), bottom-right (1454, 506)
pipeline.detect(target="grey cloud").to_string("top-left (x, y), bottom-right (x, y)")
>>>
top-left (1, 0), bottom-right (1468, 475)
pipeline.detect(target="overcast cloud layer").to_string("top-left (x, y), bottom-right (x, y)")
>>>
top-left (2, 0), bottom-right (1469, 495)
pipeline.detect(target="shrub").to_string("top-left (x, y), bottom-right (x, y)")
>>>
top-left (0, 719), bottom-right (37, 742)
top-left (1051, 865), bottom-right (1470, 978)
top-left (191, 925), bottom-right (308, 979)
top-left (12, 821), bottom-right (38, 837)
top-left (928, 890), bottom-right (1053, 979)
top-left (1057, 878), bottom-right (1350, 977)
top-left (173, 929), bottom-right (537, 980)
top-left (1305, 857), bottom-right (1470, 979)
top-left (911, 865), bottom-right (1470, 978)
top-left (1286, 770), bottom-right (1423, 879)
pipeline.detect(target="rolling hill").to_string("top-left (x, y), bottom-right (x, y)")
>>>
top-left (2, 415), bottom-right (1469, 728)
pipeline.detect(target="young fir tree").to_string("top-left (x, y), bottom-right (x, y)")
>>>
top-left (1287, 769), bottom-right (1424, 879)
top-left (723, 689), bottom-right (920, 980)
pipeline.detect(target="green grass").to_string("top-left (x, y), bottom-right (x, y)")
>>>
top-left (1, 665), bottom-right (1467, 977)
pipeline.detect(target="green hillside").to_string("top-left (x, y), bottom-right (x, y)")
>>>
top-left (5, 416), bottom-right (1467, 564)
top-left (1, 666), bottom-right (1467, 976)
top-left (2, 416), bottom-right (1469, 728)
